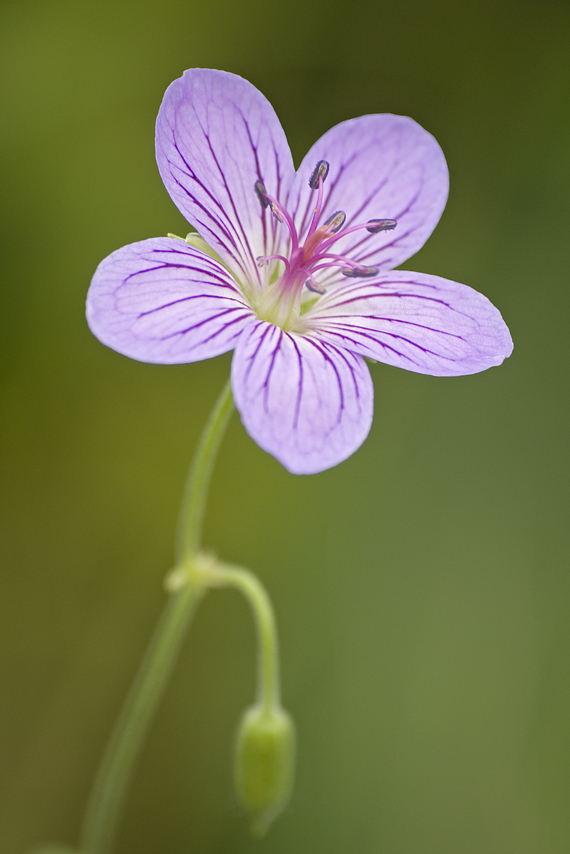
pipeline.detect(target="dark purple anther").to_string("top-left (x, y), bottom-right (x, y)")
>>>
top-left (323, 211), bottom-right (346, 233)
top-left (341, 266), bottom-right (379, 278)
top-left (254, 180), bottom-right (270, 209)
top-left (308, 160), bottom-right (330, 190)
top-left (366, 219), bottom-right (397, 233)
top-left (305, 279), bottom-right (326, 294)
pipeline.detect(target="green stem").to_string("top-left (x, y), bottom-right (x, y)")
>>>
top-left (176, 378), bottom-right (234, 562)
top-left (212, 562), bottom-right (281, 714)
top-left (80, 379), bottom-right (234, 854)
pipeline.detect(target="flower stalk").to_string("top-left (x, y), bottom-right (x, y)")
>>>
top-left (176, 377), bottom-right (234, 561)
top-left (79, 380), bottom-right (234, 854)
top-left (205, 559), bottom-right (281, 713)
top-left (207, 562), bottom-right (294, 837)
top-left (75, 376), bottom-right (292, 854)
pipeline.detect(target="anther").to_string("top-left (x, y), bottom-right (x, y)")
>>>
top-left (308, 160), bottom-right (330, 190)
top-left (366, 219), bottom-right (397, 233)
top-left (341, 266), bottom-right (379, 278)
top-left (323, 211), bottom-right (346, 233)
top-left (254, 180), bottom-right (270, 209)
top-left (305, 279), bottom-right (326, 294)
top-left (269, 201), bottom-right (284, 223)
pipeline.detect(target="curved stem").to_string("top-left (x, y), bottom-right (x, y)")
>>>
top-left (80, 379), bottom-right (235, 854)
top-left (212, 562), bottom-right (281, 714)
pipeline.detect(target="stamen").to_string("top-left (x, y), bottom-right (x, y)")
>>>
top-left (323, 211), bottom-right (346, 233)
top-left (255, 180), bottom-right (286, 225)
top-left (341, 266), bottom-right (379, 278)
top-left (257, 254), bottom-right (291, 272)
top-left (319, 217), bottom-right (397, 254)
top-left (260, 188), bottom-right (300, 253)
top-left (366, 219), bottom-right (397, 233)
top-left (269, 201), bottom-right (284, 223)
top-left (308, 160), bottom-right (330, 190)
top-left (314, 253), bottom-right (361, 265)
top-left (254, 181), bottom-right (270, 209)
top-left (305, 277), bottom-right (327, 294)
top-left (253, 166), bottom-right (398, 324)
top-left (307, 164), bottom-right (328, 238)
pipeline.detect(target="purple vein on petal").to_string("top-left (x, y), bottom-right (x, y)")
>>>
top-left (288, 334), bottom-right (304, 429)
top-left (243, 321), bottom-right (275, 387)
top-left (169, 142), bottom-right (250, 273)
top-left (204, 128), bottom-right (261, 273)
top-left (166, 140), bottom-right (257, 284)
top-left (314, 323), bottom-right (465, 365)
top-left (261, 327), bottom-right (285, 413)
top-left (157, 307), bottom-right (251, 344)
top-left (170, 138), bottom-right (235, 234)
top-left (136, 292), bottom-right (247, 318)
top-left (124, 262), bottom-right (239, 287)
top-left (301, 336), bottom-right (346, 427)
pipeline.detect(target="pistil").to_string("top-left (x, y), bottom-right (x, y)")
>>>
top-left (301, 212), bottom-right (346, 264)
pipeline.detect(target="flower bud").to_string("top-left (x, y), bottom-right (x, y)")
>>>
top-left (234, 704), bottom-right (296, 837)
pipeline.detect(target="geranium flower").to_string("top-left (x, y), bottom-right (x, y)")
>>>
top-left (87, 68), bottom-right (512, 475)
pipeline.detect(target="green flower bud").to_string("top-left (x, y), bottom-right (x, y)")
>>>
top-left (234, 704), bottom-right (296, 837)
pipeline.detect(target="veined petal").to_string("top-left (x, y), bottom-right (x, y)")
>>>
top-left (289, 114), bottom-right (448, 273)
top-left (156, 69), bottom-right (295, 287)
top-left (304, 271), bottom-right (513, 376)
top-left (86, 238), bottom-right (255, 364)
top-left (231, 320), bottom-right (373, 474)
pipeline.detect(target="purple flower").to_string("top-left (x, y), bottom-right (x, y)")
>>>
top-left (87, 68), bottom-right (512, 475)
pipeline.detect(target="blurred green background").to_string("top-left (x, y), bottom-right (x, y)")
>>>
top-left (1, 0), bottom-right (569, 852)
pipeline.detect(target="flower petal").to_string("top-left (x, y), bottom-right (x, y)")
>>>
top-left (289, 114), bottom-right (449, 274)
top-left (231, 320), bottom-right (374, 474)
top-left (86, 238), bottom-right (255, 364)
top-left (155, 69), bottom-right (295, 287)
top-left (304, 271), bottom-right (513, 376)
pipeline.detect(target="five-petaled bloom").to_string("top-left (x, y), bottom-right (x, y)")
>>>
top-left (87, 68), bottom-right (513, 474)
